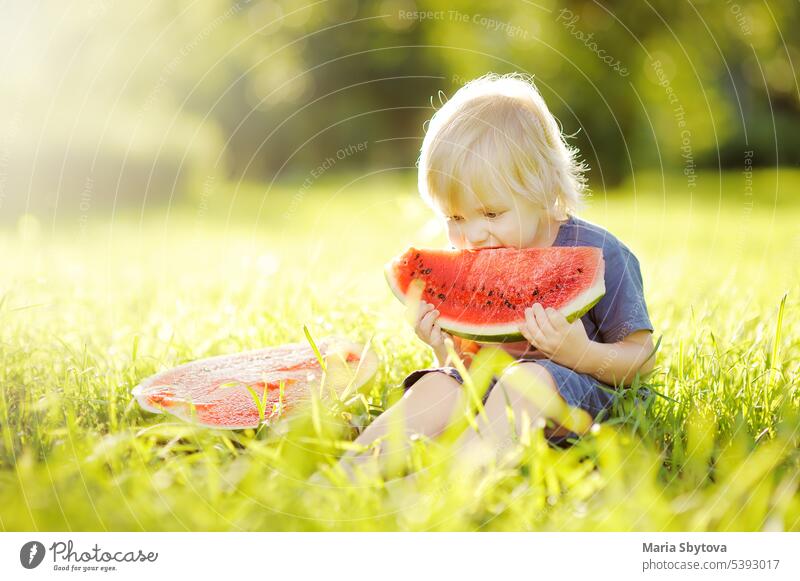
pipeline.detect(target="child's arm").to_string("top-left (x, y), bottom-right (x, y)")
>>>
top-left (519, 304), bottom-right (656, 388)
top-left (574, 330), bottom-right (656, 387)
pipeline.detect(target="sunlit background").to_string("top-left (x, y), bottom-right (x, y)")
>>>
top-left (2, 0), bottom-right (799, 220)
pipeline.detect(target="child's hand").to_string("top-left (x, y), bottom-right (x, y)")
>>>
top-left (518, 303), bottom-right (590, 368)
top-left (411, 301), bottom-right (450, 350)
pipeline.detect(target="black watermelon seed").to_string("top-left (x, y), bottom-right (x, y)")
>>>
top-left (437, 293), bottom-right (445, 300)
top-left (486, 300), bottom-right (493, 306)
top-left (421, 268), bottom-right (432, 275)
top-left (488, 290), bottom-right (493, 296)
top-left (577, 267), bottom-right (584, 273)
top-left (532, 288), bottom-right (539, 296)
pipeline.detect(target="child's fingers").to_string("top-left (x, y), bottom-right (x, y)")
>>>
top-left (527, 324), bottom-right (547, 348)
top-left (546, 306), bottom-right (567, 328)
top-left (418, 308), bottom-right (439, 339)
top-left (415, 302), bottom-right (435, 324)
top-left (522, 313), bottom-right (547, 348)
top-left (524, 307), bottom-right (538, 333)
top-left (519, 323), bottom-right (534, 345)
top-left (434, 326), bottom-right (452, 348)
top-left (408, 302), bottom-right (430, 327)
top-left (531, 303), bottom-right (556, 336)
top-left (430, 323), bottom-right (443, 345)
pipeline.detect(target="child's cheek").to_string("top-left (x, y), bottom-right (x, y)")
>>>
top-left (497, 216), bottom-right (518, 246)
top-left (446, 224), bottom-right (464, 247)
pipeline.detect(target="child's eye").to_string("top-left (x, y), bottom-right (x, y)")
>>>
top-left (484, 211), bottom-right (503, 219)
top-left (448, 216), bottom-right (464, 222)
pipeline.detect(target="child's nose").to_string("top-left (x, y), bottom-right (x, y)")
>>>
top-left (464, 221), bottom-right (489, 246)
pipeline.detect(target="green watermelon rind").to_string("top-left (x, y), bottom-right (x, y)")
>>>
top-left (385, 249), bottom-right (606, 344)
top-left (444, 292), bottom-right (604, 343)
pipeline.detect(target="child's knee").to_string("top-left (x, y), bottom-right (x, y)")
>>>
top-left (403, 372), bottom-right (462, 403)
top-left (490, 362), bottom-right (561, 412)
top-left (500, 362), bottom-right (558, 395)
top-left (401, 372), bottom-right (463, 431)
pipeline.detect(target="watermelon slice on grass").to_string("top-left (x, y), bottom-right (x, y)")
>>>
top-left (132, 336), bottom-right (378, 429)
top-left (385, 246), bottom-right (605, 343)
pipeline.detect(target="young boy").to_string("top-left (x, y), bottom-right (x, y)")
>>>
top-left (339, 73), bottom-right (655, 477)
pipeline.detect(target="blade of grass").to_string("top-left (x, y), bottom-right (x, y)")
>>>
top-left (245, 384), bottom-right (268, 424)
top-left (269, 378), bottom-right (286, 420)
top-left (766, 292), bottom-right (787, 390)
top-left (445, 337), bottom-right (489, 426)
top-left (339, 335), bottom-right (374, 402)
top-left (303, 324), bottom-right (327, 373)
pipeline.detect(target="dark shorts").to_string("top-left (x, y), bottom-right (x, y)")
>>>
top-left (401, 358), bottom-right (634, 447)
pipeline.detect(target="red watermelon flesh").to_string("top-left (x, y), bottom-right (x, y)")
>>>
top-left (132, 337), bottom-right (378, 429)
top-left (385, 246), bottom-right (605, 343)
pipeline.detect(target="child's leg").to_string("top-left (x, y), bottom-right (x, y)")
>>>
top-left (335, 372), bottom-right (464, 477)
top-left (452, 362), bottom-right (567, 470)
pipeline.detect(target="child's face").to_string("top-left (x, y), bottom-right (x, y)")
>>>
top-left (438, 189), bottom-right (557, 250)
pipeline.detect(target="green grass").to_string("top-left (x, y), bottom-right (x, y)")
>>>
top-left (1, 170), bottom-right (799, 531)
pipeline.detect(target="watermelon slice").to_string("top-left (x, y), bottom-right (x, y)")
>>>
top-left (385, 246), bottom-right (605, 343)
top-left (132, 337), bottom-right (378, 429)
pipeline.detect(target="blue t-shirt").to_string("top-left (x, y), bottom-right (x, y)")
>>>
top-left (552, 214), bottom-right (654, 344)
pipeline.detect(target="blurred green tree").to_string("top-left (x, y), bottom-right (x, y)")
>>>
top-left (1, 0), bottom-right (796, 219)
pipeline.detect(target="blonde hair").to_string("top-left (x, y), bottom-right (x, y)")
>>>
top-left (417, 72), bottom-right (588, 221)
